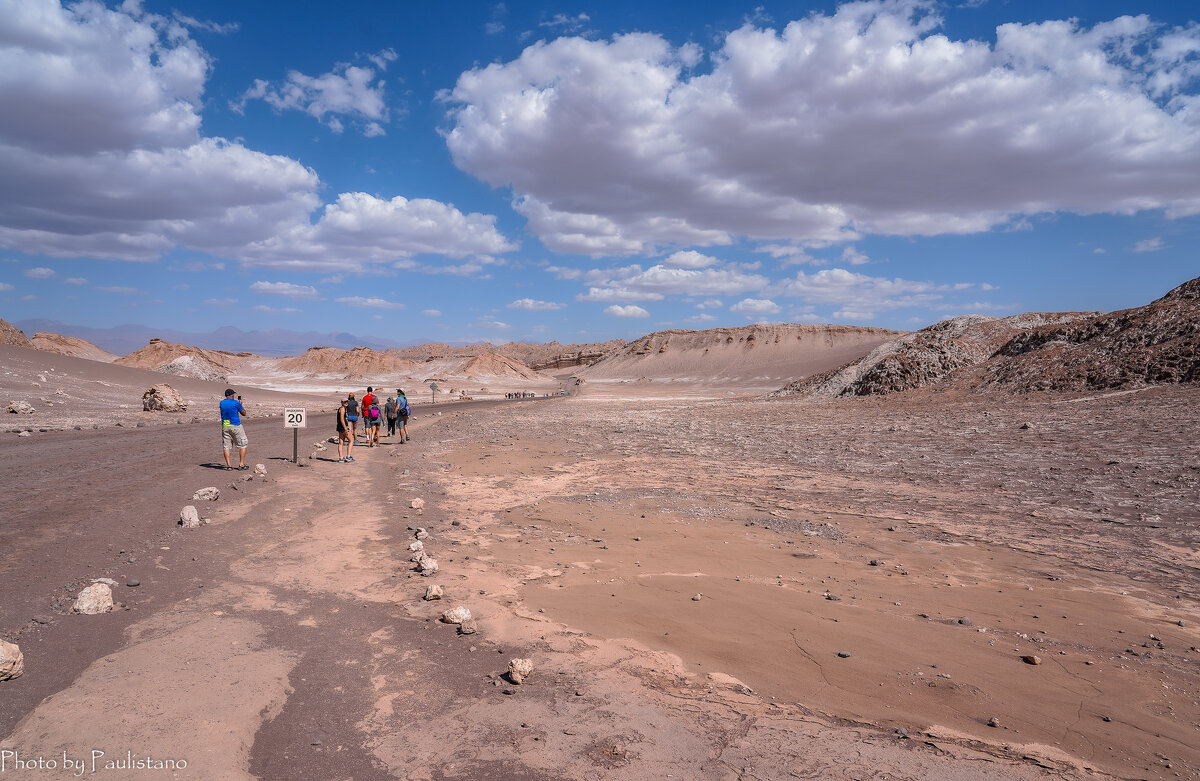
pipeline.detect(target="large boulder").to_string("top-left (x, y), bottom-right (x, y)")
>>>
top-left (508, 657), bottom-right (533, 685)
top-left (179, 505), bottom-right (202, 528)
top-left (73, 583), bottom-right (113, 614)
top-left (142, 383), bottom-right (186, 412)
top-left (6, 400), bottom-right (34, 414)
top-left (0, 640), bottom-right (23, 680)
top-left (440, 606), bottom-right (472, 625)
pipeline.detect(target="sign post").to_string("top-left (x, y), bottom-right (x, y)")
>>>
top-left (429, 382), bottom-right (438, 405)
top-left (284, 407), bottom-right (306, 463)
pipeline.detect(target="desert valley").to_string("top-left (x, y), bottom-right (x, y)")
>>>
top-left (1, 276), bottom-right (1198, 780)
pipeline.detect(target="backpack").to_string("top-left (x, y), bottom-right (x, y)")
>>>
top-left (398, 397), bottom-right (410, 415)
top-left (368, 403), bottom-right (380, 420)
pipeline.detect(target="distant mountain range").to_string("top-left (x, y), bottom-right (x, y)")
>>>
top-left (13, 319), bottom-right (424, 357)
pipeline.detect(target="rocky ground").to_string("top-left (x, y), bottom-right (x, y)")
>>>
top-left (2, 376), bottom-right (1197, 779)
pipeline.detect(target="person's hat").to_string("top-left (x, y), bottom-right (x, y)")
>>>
top-left (398, 388), bottom-right (405, 395)
top-left (341, 397), bottom-right (349, 402)
top-left (224, 388), bottom-right (236, 397)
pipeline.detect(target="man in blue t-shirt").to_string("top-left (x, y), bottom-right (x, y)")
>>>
top-left (219, 388), bottom-right (249, 470)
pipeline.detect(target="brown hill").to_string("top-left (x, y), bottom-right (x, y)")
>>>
top-left (580, 324), bottom-right (901, 385)
top-left (276, 346), bottom-right (422, 378)
top-left (778, 313), bottom-right (1093, 399)
top-left (1, 317), bottom-right (31, 347)
top-left (115, 338), bottom-right (247, 381)
top-left (461, 351), bottom-right (542, 380)
top-left (978, 276), bottom-right (1200, 392)
top-left (30, 332), bottom-right (116, 362)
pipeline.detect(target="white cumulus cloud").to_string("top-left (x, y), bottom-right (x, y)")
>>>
top-left (336, 296), bottom-right (406, 310)
top-left (604, 304), bottom-right (650, 318)
top-left (250, 281), bottom-right (319, 299)
top-left (24, 267), bottom-right (56, 278)
top-left (446, 3), bottom-right (1200, 253)
top-left (776, 268), bottom-right (968, 319)
top-left (1133, 237), bottom-right (1167, 253)
top-left (730, 298), bottom-right (781, 315)
top-left (508, 298), bottom-right (565, 311)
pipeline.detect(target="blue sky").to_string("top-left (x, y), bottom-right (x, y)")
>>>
top-left (0, 0), bottom-right (1197, 346)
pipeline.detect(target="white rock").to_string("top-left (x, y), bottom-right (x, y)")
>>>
top-left (192, 487), bottom-right (220, 501)
top-left (254, 463), bottom-right (267, 476)
top-left (141, 383), bottom-right (187, 412)
top-left (408, 540), bottom-right (424, 552)
top-left (17, 431), bottom-right (31, 437)
top-left (6, 400), bottom-right (34, 414)
top-left (440, 606), bottom-right (472, 624)
top-left (411, 498), bottom-right (425, 510)
top-left (508, 657), bottom-right (533, 685)
top-left (179, 505), bottom-right (202, 528)
top-left (459, 618), bottom-right (477, 635)
top-left (0, 640), bottom-right (23, 681)
top-left (73, 583), bottom-right (113, 614)
top-left (415, 528), bottom-right (429, 540)
top-left (424, 584), bottom-right (443, 601)
top-left (410, 550), bottom-right (427, 563)
top-left (419, 558), bottom-right (439, 576)
top-left (92, 577), bottom-right (119, 587)
top-left (36, 373), bottom-right (48, 383)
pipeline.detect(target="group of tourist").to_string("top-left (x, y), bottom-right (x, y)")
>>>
top-left (217, 386), bottom-right (412, 468)
top-left (335, 386), bottom-right (411, 463)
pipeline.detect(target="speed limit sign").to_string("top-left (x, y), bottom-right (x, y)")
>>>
top-left (284, 408), bottom-right (307, 428)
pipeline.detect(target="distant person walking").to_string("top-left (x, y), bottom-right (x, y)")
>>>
top-left (360, 387), bottom-right (377, 444)
top-left (219, 388), bottom-right (248, 470)
top-left (396, 389), bottom-right (411, 443)
top-left (384, 396), bottom-right (398, 437)
top-left (336, 397), bottom-right (354, 462)
top-left (365, 396), bottom-right (382, 446)
top-left (345, 392), bottom-right (360, 444)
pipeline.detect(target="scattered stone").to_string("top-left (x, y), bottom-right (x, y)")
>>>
top-left (508, 657), bottom-right (533, 684)
top-left (691, 593), bottom-right (703, 601)
top-left (179, 505), bottom-right (202, 528)
top-left (31, 615), bottom-right (53, 625)
top-left (825, 593), bottom-right (842, 601)
top-left (415, 528), bottom-right (429, 540)
top-left (73, 583), bottom-right (113, 614)
top-left (192, 487), bottom-right (219, 501)
top-left (254, 463), bottom-right (267, 476)
top-left (17, 431), bottom-right (30, 437)
top-left (440, 606), bottom-right (472, 625)
top-left (1102, 715), bottom-right (1112, 722)
top-left (92, 577), bottom-right (119, 587)
top-left (957, 617), bottom-right (972, 626)
top-left (836, 650), bottom-right (852, 658)
top-left (126, 578), bottom-right (141, 587)
top-left (419, 558), bottom-right (439, 576)
top-left (987, 717), bottom-right (1000, 728)
top-left (411, 498), bottom-right (425, 510)
top-left (423, 584), bottom-right (443, 601)
top-left (409, 541), bottom-right (424, 553)
top-left (141, 384), bottom-right (186, 412)
top-left (6, 400), bottom-right (34, 415)
top-left (1177, 620), bottom-right (1186, 627)
top-left (0, 640), bottom-right (23, 681)
top-left (1019, 422), bottom-right (1032, 430)
top-left (869, 559), bottom-right (884, 566)
top-left (1020, 654), bottom-right (1042, 665)
top-left (459, 618), bottom-right (478, 635)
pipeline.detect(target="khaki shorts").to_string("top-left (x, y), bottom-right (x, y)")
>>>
top-left (222, 423), bottom-right (248, 450)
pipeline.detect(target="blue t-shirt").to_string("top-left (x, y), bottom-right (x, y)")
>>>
top-left (219, 397), bottom-right (244, 426)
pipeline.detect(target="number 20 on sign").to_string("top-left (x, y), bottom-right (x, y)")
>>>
top-left (285, 408), bottom-right (306, 428)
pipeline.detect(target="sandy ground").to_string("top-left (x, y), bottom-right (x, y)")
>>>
top-left (2, 357), bottom-right (1198, 779)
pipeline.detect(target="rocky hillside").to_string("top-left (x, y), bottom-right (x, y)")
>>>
top-left (276, 346), bottom-right (422, 378)
top-left (30, 332), bottom-right (116, 362)
top-left (979, 276), bottom-right (1200, 392)
top-left (779, 313), bottom-right (1092, 398)
top-left (775, 275), bottom-right (1200, 399)
top-left (579, 324), bottom-right (902, 384)
top-left (0, 317), bottom-right (31, 347)
top-left (115, 338), bottom-right (247, 381)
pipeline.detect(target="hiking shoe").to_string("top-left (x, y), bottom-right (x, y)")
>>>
top-left (346, 456), bottom-right (355, 462)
